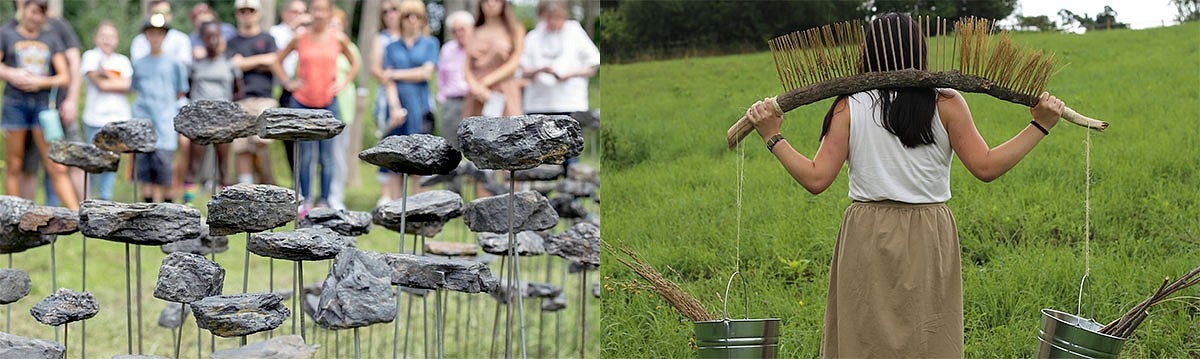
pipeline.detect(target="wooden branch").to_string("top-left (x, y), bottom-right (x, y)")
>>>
top-left (726, 69), bottom-right (1109, 149)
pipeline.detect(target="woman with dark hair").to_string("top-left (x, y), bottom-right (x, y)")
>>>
top-left (463, 0), bottom-right (525, 117)
top-left (0, 0), bottom-right (79, 209)
top-left (745, 13), bottom-right (1065, 357)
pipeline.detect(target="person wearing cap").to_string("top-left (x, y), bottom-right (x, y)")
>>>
top-left (130, 0), bottom-right (193, 65)
top-left (131, 13), bottom-right (189, 203)
top-left (227, 0), bottom-right (278, 186)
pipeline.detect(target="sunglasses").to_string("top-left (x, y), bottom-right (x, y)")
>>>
top-left (403, 13), bottom-right (423, 20)
top-left (383, 7), bottom-right (397, 13)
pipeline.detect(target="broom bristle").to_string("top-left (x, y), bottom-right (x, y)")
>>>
top-left (601, 240), bottom-right (716, 322)
top-left (768, 16), bottom-right (1059, 99)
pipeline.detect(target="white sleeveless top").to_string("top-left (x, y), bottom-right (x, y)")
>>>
top-left (846, 90), bottom-right (953, 203)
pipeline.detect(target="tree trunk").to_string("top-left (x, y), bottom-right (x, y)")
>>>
top-left (444, 0), bottom-right (472, 17)
top-left (583, 0), bottom-right (599, 38)
top-left (260, 0), bottom-right (277, 31)
top-left (356, 0), bottom-right (381, 88)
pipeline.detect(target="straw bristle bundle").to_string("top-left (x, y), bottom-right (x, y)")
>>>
top-left (768, 16), bottom-right (1060, 99)
top-left (601, 240), bottom-right (716, 322)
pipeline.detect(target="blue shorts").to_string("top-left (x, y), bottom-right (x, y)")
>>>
top-left (1, 93), bottom-right (50, 131)
top-left (135, 150), bottom-right (175, 186)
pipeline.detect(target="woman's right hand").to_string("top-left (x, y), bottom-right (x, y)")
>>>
top-left (470, 85), bottom-right (491, 102)
top-left (1031, 92), bottom-right (1064, 130)
top-left (747, 98), bottom-right (783, 139)
top-left (283, 79), bottom-right (304, 92)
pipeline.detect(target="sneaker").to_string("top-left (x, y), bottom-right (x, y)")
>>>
top-left (298, 204), bottom-right (312, 219)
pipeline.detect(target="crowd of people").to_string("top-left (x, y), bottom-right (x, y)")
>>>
top-left (0, 0), bottom-right (600, 214)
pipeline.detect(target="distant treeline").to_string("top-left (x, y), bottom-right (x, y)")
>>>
top-left (598, 0), bottom-right (1021, 63)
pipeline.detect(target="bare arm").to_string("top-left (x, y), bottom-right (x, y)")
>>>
top-left (86, 70), bottom-right (131, 92)
top-left (747, 97), bottom-right (849, 194)
top-left (388, 62), bottom-right (434, 83)
top-left (231, 53), bottom-right (277, 72)
top-left (61, 47), bottom-right (82, 122)
top-left (271, 37), bottom-right (299, 91)
top-left (370, 35), bottom-right (387, 82)
top-left (942, 90), bottom-right (1065, 182)
top-left (479, 24), bottom-right (526, 88)
top-left (43, 53), bottom-right (71, 89)
top-left (332, 33), bottom-right (359, 93)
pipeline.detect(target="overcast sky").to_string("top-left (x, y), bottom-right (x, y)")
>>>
top-left (1014, 0), bottom-right (1181, 29)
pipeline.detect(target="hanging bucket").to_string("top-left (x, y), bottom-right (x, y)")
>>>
top-left (694, 271), bottom-right (781, 359)
top-left (1036, 308), bottom-right (1127, 358)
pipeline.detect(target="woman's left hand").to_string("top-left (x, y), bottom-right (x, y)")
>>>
top-left (746, 98), bottom-right (783, 138)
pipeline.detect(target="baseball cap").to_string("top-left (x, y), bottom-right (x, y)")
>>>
top-left (235, 0), bottom-right (262, 11)
top-left (142, 13), bottom-right (170, 32)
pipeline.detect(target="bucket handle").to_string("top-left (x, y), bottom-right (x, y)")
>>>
top-left (722, 271), bottom-right (749, 320)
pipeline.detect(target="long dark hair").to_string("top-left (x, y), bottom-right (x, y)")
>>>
top-left (821, 13), bottom-right (939, 148)
top-left (475, 0), bottom-right (520, 33)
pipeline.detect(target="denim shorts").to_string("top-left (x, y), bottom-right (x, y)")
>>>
top-left (135, 150), bottom-right (175, 186)
top-left (1, 94), bottom-right (50, 131)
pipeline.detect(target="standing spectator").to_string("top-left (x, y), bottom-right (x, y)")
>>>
top-left (380, 0), bottom-right (439, 199)
top-left (131, 13), bottom-right (189, 203)
top-left (521, 0), bottom-right (598, 115)
top-left (370, 0), bottom-right (405, 203)
top-left (327, 6), bottom-right (359, 210)
top-left (80, 21), bottom-right (132, 201)
top-left (463, 0), bottom-right (525, 117)
top-left (227, 0), bottom-right (277, 185)
top-left (270, 0), bottom-right (308, 173)
top-left (4, 0), bottom-right (85, 206)
top-left (437, 10), bottom-right (473, 150)
top-left (272, 0), bottom-right (358, 213)
top-left (131, 0), bottom-right (193, 65)
top-left (0, 0), bottom-right (78, 209)
top-left (187, 3), bottom-right (237, 60)
top-left (183, 21), bottom-right (243, 202)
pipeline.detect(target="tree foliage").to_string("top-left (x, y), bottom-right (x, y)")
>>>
top-left (871, 0), bottom-right (1017, 23)
top-left (1058, 6), bottom-right (1129, 32)
top-left (1170, 0), bottom-right (1200, 22)
top-left (1015, 15), bottom-right (1056, 32)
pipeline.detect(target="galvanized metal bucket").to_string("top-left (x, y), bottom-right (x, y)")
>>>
top-left (694, 271), bottom-right (781, 358)
top-left (1037, 308), bottom-right (1127, 358)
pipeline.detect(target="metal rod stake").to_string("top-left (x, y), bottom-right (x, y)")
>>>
top-left (125, 244), bottom-right (133, 354)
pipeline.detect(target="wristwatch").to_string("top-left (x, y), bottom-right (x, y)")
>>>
top-left (766, 133), bottom-right (785, 153)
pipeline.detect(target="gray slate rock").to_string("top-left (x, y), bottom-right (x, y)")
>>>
top-left (373, 253), bottom-right (498, 293)
top-left (545, 222), bottom-right (600, 268)
top-left (557, 178), bottom-right (598, 198)
top-left (48, 141), bottom-right (120, 173)
top-left (567, 163), bottom-right (598, 184)
top-left (314, 249), bottom-right (397, 329)
top-left (112, 355), bottom-right (170, 359)
top-left (210, 335), bottom-right (316, 359)
top-left (490, 280), bottom-right (560, 304)
top-left (569, 110), bottom-right (600, 129)
top-left (0, 268), bottom-right (31, 304)
top-left (550, 196), bottom-right (587, 219)
top-left (160, 222), bottom-right (228, 256)
top-left (463, 191), bottom-right (558, 234)
top-left (173, 100), bottom-right (255, 145)
top-left (191, 293), bottom-right (290, 337)
top-left (372, 190), bottom-right (463, 235)
top-left (542, 293), bottom-right (567, 311)
top-left (80, 200), bottom-right (201, 245)
top-left (0, 196), bottom-right (54, 254)
top-left (258, 108), bottom-right (344, 141)
top-left (508, 164), bottom-right (564, 181)
top-left (153, 252), bottom-right (225, 303)
top-left (157, 303), bottom-right (189, 328)
top-left (477, 231), bottom-right (546, 256)
top-left (248, 227), bottom-right (350, 261)
top-left (457, 115), bottom-right (584, 170)
top-left (358, 134), bottom-right (461, 175)
top-left (18, 206), bottom-right (78, 235)
top-left (423, 241), bottom-right (478, 257)
top-left (0, 331), bottom-right (64, 359)
top-left (93, 120), bottom-right (156, 153)
top-left (594, 281), bottom-right (601, 298)
top-left (30, 288), bottom-right (99, 326)
top-left (207, 184), bottom-right (298, 236)
top-left (297, 208), bottom-right (372, 236)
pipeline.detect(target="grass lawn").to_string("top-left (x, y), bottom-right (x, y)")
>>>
top-left (600, 23), bottom-right (1199, 357)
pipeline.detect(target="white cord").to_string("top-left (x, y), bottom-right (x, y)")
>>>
top-left (1077, 125), bottom-right (1092, 316)
top-left (735, 140), bottom-right (745, 273)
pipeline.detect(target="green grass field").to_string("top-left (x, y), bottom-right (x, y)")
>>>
top-left (600, 23), bottom-right (1199, 357)
top-left (0, 81), bottom-right (601, 357)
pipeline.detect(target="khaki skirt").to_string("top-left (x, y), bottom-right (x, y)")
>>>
top-left (820, 201), bottom-right (964, 358)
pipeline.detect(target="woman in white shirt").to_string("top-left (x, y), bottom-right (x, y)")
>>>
top-left (80, 21), bottom-right (132, 201)
top-left (520, 0), bottom-right (599, 115)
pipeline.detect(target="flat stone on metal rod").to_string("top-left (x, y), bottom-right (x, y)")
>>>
top-left (174, 99), bottom-right (256, 145)
top-left (544, 222), bottom-right (600, 268)
top-left (0, 196), bottom-right (54, 254)
top-left (93, 119), bottom-right (157, 153)
top-left (191, 293), bottom-right (290, 337)
top-left (210, 335), bottom-right (317, 359)
top-left (18, 206), bottom-right (79, 235)
top-left (372, 190), bottom-right (463, 233)
top-left (154, 252), bottom-right (225, 303)
top-left (248, 227), bottom-right (351, 261)
top-left (457, 115), bottom-right (584, 170)
top-left (373, 253), bottom-right (498, 293)
top-left (313, 249), bottom-right (397, 330)
top-left (80, 200), bottom-right (202, 246)
top-left (258, 108), bottom-right (344, 141)
top-left (30, 288), bottom-right (99, 326)
top-left (0, 331), bottom-right (64, 359)
top-left (542, 293), bottom-right (567, 311)
top-left (157, 303), bottom-right (189, 328)
top-left (297, 208), bottom-right (372, 236)
top-left (550, 196), bottom-right (587, 219)
top-left (463, 191), bottom-right (559, 233)
top-left (207, 184), bottom-right (298, 236)
top-left (358, 134), bottom-right (461, 175)
top-left (48, 141), bottom-right (120, 173)
top-left (161, 222), bottom-right (229, 256)
top-left (0, 268), bottom-right (31, 304)
top-left (507, 164), bottom-right (564, 181)
top-left (477, 231), bottom-right (546, 256)
top-left (423, 241), bottom-right (479, 257)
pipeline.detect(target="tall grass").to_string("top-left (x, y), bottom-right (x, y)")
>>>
top-left (600, 23), bottom-right (1199, 357)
